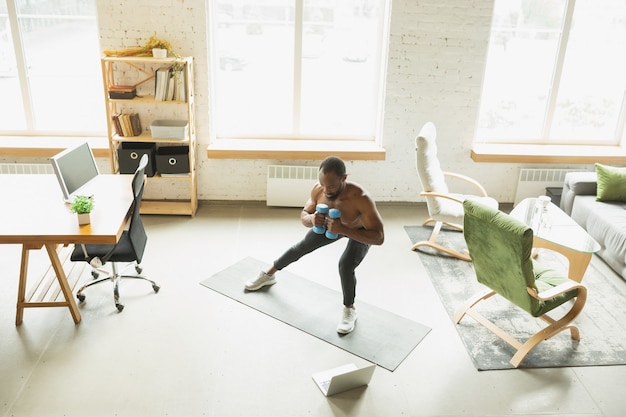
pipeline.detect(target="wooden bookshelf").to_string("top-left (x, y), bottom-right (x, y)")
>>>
top-left (101, 56), bottom-right (197, 216)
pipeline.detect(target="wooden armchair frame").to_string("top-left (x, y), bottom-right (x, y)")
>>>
top-left (412, 171), bottom-right (490, 262)
top-left (453, 279), bottom-right (587, 367)
top-left (454, 199), bottom-right (588, 367)
top-left (413, 122), bottom-right (497, 262)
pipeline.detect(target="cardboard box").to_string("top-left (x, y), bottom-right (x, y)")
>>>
top-left (150, 120), bottom-right (188, 140)
top-left (118, 142), bottom-right (156, 177)
top-left (156, 146), bottom-right (190, 174)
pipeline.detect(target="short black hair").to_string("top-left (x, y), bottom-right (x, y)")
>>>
top-left (319, 156), bottom-right (346, 177)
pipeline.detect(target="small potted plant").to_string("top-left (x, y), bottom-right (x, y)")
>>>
top-left (146, 36), bottom-right (172, 58)
top-left (70, 195), bottom-right (95, 225)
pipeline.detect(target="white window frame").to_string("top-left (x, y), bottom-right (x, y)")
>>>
top-left (207, 0), bottom-right (391, 145)
top-left (476, 0), bottom-right (626, 147)
top-left (0, 0), bottom-right (102, 136)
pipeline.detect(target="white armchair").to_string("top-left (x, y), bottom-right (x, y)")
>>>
top-left (413, 122), bottom-right (498, 261)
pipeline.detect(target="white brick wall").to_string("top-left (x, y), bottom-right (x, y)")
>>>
top-left (95, 0), bottom-right (529, 203)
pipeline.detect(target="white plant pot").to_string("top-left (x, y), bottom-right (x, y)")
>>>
top-left (77, 213), bottom-right (91, 225)
top-left (152, 48), bottom-right (167, 58)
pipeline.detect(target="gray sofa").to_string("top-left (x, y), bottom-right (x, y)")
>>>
top-left (561, 172), bottom-right (626, 280)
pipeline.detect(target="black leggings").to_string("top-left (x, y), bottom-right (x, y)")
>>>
top-left (273, 229), bottom-right (370, 306)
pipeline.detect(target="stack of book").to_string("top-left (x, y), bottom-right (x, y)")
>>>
top-left (154, 64), bottom-right (187, 102)
top-left (112, 113), bottom-right (142, 137)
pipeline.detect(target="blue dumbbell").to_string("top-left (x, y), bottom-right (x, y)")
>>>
top-left (325, 208), bottom-right (341, 239)
top-left (313, 204), bottom-right (329, 234)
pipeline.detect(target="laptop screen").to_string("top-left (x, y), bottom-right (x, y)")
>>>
top-left (50, 142), bottom-right (100, 201)
top-left (312, 364), bottom-right (376, 396)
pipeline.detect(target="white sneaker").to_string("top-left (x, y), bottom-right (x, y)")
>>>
top-left (337, 307), bottom-right (357, 334)
top-left (245, 271), bottom-right (276, 291)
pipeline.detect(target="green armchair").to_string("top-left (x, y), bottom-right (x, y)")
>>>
top-left (453, 199), bottom-right (587, 367)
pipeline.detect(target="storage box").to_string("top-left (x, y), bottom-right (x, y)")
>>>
top-left (118, 142), bottom-right (156, 177)
top-left (150, 120), bottom-right (188, 140)
top-left (108, 85), bottom-right (136, 100)
top-left (156, 146), bottom-right (190, 175)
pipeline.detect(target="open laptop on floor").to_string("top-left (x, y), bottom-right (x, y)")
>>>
top-left (50, 142), bottom-right (100, 203)
top-left (312, 363), bottom-right (376, 397)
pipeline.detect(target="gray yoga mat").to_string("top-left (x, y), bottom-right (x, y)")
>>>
top-left (200, 257), bottom-right (431, 371)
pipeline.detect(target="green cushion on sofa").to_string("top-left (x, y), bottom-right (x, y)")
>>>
top-left (595, 163), bottom-right (626, 202)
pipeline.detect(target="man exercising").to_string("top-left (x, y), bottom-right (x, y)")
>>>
top-left (245, 156), bottom-right (385, 334)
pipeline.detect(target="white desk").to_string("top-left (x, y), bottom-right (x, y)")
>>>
top-left (0, 174), bottom-right (134, 325)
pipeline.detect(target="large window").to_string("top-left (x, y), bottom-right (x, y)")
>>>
top-left (0, 0), bottom-right (104, 136)
top-left (209, 0), bottom-right (390, 142)
top-left (476, 0), bottom-right (626, 146)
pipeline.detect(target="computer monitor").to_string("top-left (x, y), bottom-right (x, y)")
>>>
top-left (50, 142), bottom-right (100, 202)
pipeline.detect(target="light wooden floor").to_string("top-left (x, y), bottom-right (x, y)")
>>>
top-left (0, 202), bottom-right (624, 417)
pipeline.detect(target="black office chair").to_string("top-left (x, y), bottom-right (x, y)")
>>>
top-left (71, 154), bottom-right (159, 312)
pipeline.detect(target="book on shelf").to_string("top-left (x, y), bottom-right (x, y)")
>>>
top-left (112, 112), bottom-right (142, 137)
top-left (172, 66), bottom-right (187, 102)
top-left (153, 64), bottom-right (187, 102)
top-left (154, 65), bottom-right (172, 101)
top-left (129, 113), bottom-right (142, 136)
top-left (166, 75), bottom-right (175, 101)
top-left (121, 114), bottom-right (132, 137)
top-left (112, 113), bottom-right (123, 136)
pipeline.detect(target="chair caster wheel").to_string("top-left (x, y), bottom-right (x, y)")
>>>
top-left (116, 304), bottom-right (124, 312)
top-left (135, 266), bottom-right (143, 274)
top-left (153, 285), bottom-right (160, 293)
top-left (77, 294), bottom-right (85, 302)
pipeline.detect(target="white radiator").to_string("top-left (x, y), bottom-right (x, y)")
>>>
top-left (514, 168), bottom-right (588, 205)
top-left (267, 165), bottom-right (318, 207)
top-left (0, 163), bottom-right (53, 175)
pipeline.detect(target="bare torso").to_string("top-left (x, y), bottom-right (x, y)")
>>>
top-left (308, 182), bottom-right (366, 229)
top-left (302, 181), bottom-right (384, 245)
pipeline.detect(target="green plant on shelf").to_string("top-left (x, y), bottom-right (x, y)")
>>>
top-left (167, 55), bottom-right (187, 103)
top-left (171, 54), bottom-right (185, 79)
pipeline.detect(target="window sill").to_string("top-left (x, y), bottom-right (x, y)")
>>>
top-left (206, 139), bottom-right (386, 160)
top-left (0, 136), bottom-right (110, 158)
top-left (471, 143), bottom-right (626, 164)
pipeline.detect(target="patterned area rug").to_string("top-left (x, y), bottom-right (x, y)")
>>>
top-left (405, 225), bottom-right (626, 370)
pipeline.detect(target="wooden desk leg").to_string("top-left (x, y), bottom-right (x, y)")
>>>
top-left (15, 245), bottom-right (31, 326)
top-left (45, 244), bottom-right (82, 324)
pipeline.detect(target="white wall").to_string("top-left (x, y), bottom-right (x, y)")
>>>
top-left (95, 0), bottom-right (587, 204)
